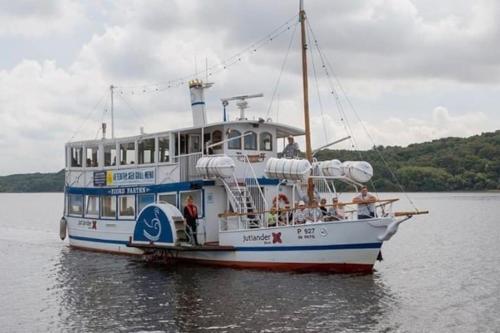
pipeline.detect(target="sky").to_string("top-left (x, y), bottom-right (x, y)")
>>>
top-left (1, 0), bottom-right (499, 175)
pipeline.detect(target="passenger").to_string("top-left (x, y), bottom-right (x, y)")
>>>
top-left (319, 198), bottom-right (328, 216)
top-left (305, 199), bottom-right (323, 223)
top-left (294, 201), bottom-right (307, 224)
top-left (282, 135), bottom-right (300, 159)
top-left (327, 197), bottom-right (344, 221)
top-left (183, 195), bottom-right (199, 245)
top-left (267, 207), bottom-right (278, 227)
top-left (352, 186), bottom-right (377, 219)
top-left (279, 204), bottom-right (293, 225)
top-left (336, 201), bottom-right (346, 220)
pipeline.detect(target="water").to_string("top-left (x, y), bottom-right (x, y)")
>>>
top-left (0, 193), bottom-right (499, 332)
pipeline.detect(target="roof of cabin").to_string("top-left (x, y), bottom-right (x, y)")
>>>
top-left (67, 119), bottom-right (305, 146)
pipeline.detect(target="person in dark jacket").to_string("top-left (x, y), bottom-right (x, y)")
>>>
top-left (183, 195), bottom-right (199, 245)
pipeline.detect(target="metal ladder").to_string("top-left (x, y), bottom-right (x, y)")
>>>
top-left (222, 177), bottom-right (261, 228)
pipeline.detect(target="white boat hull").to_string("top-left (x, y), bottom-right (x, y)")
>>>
top-left (66, 216), bottom-right (393, 273)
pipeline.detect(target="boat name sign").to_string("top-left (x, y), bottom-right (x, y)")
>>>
top-left (94, 168), bottom-right (155, 187)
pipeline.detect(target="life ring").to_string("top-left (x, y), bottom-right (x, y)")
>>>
top-left (272, 193), bottom-right (290, 208)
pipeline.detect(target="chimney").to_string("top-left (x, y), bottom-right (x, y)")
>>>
top-left (189, 79), bottom-right (212, 127)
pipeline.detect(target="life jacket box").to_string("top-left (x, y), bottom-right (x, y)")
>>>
top-left (342, 161), bottom-right (373, 183)
top-left (265, 158), bottom-right (311, 181)
top-left (196, 156), bottom-right (235, 178)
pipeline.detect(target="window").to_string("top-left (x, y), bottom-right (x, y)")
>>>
top-left (68, 194), bottom-right (83, 216)
top-left (159, 137), bottom-right (170, 163)
top-left (70, 147), bottom-right (83, 167)
top-left (212, 130), bottom-right (223, 150)
top-left (101, 196), bottom-right (116, 218)
top-left (120, 142), bottom-right (136, 165)
top-left (228, 129), bottom-right (241, 149)
top-left (244, 131), bottom-right (257, 150)
top-left (138, 138), bottom-right (155, 164)
top-left (138, 194), bottom-right (155, 212)
top-left (104, 144), bottom-right (117, 166)
top-left (86, 146), bottom-right (99, 167)
top-left (158, 193), bottom-right (177, 207)
top-left (119, 195), bottom-right (135, 219)
top-left (180, 190), bottom-right (203, 217)
top-left (85, 195), bottom-right (99, 217)
top-left (260, 132), bottom-right (273, 151)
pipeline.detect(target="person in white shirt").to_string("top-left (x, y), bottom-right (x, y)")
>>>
top-left (294, 201), bottom-right (307, 224)
top-left (282, 135), bottom-right (300, 159)
top-left (305, 200), bottom-right (323, 223)
top-left (352, 186), bottom-right (377, 219)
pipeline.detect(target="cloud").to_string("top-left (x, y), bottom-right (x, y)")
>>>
top-left (0, 0), bottom-right (86, 37)
top-left (1, 0), bottom-right (500, 175)
top-left (307, 106), bottom-right (492, 151)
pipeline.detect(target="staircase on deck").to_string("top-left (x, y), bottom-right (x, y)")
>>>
top-left (222, 177), bottom-right (262, 228)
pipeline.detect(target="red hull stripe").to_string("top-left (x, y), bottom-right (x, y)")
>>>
top-left (180, 258), bottom-right (374, 273)
top-left (69, 245), bottom-right (375, 273)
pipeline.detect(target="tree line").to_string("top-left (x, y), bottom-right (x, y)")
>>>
top-left (0, 130), bottom-right (499, 192)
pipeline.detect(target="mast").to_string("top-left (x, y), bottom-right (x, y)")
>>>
top-left (299, 0), bottom-right (314, 202)
top-left (110, 84), bottom-right (115, 138)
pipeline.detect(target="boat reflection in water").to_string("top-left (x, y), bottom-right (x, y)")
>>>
top-left (55, 248), bottom-right (400, 332)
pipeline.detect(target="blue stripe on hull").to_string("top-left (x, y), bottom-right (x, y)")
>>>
top-left (235, 243), bottom-right (382, 251)
top-left (69, 235), bottom-right (129, 245)
top-left (69, 235), bottom-right (381, 251)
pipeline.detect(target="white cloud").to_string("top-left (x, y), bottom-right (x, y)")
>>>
top-left (0, 0), bottom-right (86, 37)
top-left (1, 0), bottom-right (500, 175)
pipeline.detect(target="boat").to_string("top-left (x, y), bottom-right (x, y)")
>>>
top-left (60, 1), bottom-right (427, 273)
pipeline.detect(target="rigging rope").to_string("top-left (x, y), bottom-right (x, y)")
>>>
top-left (266, 19), bottom-right (299, 119)
top-left (306, 23), bottom-right (328, 144)
top-left (306, 20), bottom-right (418, 211)
top-left (68, 92), bottom-right (107, 142)
top-left (114, 14), bottom-right (300, 95)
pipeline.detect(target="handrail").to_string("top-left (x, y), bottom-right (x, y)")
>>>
top-left (218, 198), bottom-right (400, 217)
top-left (243, 154), bottom-right (268, 210)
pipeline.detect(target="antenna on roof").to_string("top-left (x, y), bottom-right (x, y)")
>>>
top-left (220, 93), bottom-right (264, 121)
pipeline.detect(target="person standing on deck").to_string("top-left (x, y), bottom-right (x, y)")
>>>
top-left (352, 186), bottom-right (377, 219)
top-left (183, 195), bottom-right (199, 245)
top-left (282, 135), bottom-right (299, 158)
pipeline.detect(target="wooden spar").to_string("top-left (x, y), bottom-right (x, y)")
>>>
top-left (394, 210), bottom-right (429, 217)
top-left (299, 0), bottom-right (314, 202)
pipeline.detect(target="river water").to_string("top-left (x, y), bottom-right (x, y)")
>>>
top-left (0, 192), bottom-right (499, 332)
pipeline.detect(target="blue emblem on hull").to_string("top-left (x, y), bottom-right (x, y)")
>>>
top-left (133, 205), bottom-right (174, 244)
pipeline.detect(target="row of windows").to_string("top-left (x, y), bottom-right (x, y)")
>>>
top-left (227, 131), bottom-right (272, 151)
top-left (67, 190), bottom-right (203, 220)
top-left (69, 130), bottom-right (273, 168)
top-left (70, 137), bottom-right (170, 168)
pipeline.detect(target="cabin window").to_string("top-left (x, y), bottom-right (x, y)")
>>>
top-left (70, 147), bottom-right (83, 167)
top-left (158, 193), bottom-right (177, 207)
top-left (244, 131), bottom-right (257, 150)
top-left (85, 195), bottom-right (99, 217)
top-left (118, 195), bottom-right (135, 219)
top-left (159, 137), bottom-right (170, 163)
top-left (104, 144), bottom-right (117, 166)
top-left (260, 132), bottom-right (272, 151)
top-left (138, 138), bottom-right (155, 164)
top-left (180, 190), bottom-right (203, 217)
top-left (120, 142), bottom-right (136, 165)
top-left (68, 194), bottom-right (83, 216)
top-left (101, 196), bottom-right (116, 218)
top-left (86, 146), bottom-right (99, 167)
top-left (228, 129), bottom-right (241, 150)
top-left (138, 194), bottom-right (155, 212)
top-left (212, 130), bottom-right (223, 150)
